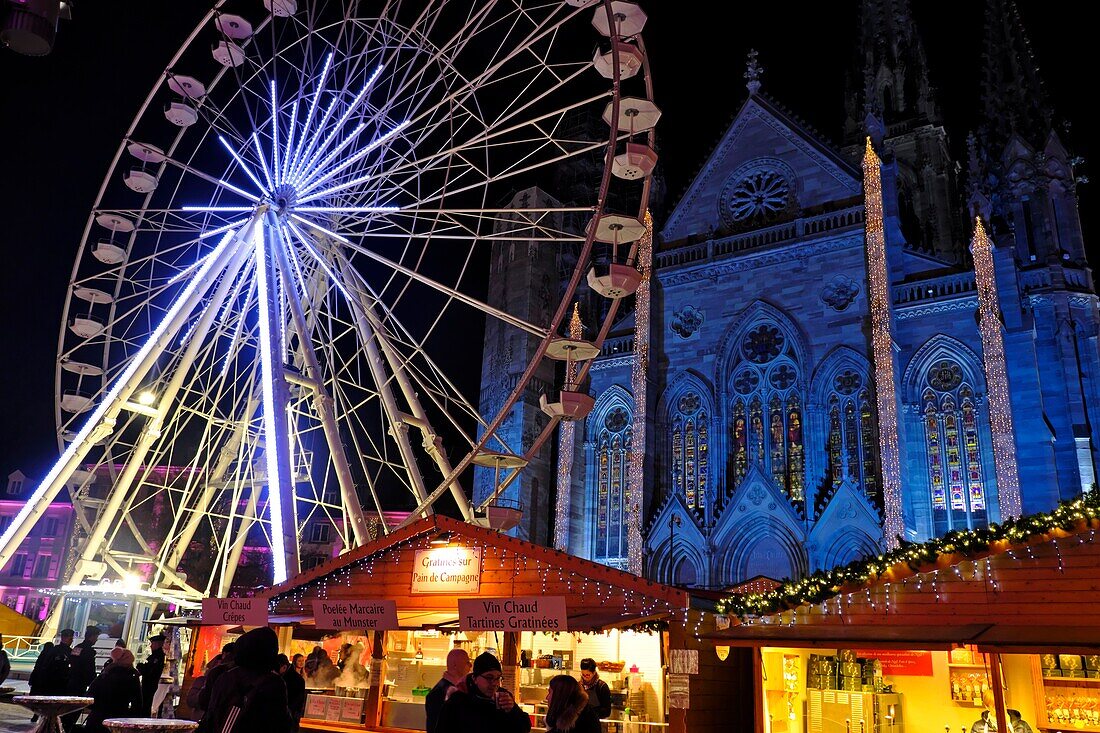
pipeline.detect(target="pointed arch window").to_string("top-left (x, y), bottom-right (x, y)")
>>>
top-left (594, 405), bottom-right (631, 562)
top-left (726, 321), bottom-right (805, 506)
top-left (923, 360), bottom-right (989, 532)
top-left (823, 369), bottom-right (879, 502)
top-left (671, 391), bottom-right (708, 516)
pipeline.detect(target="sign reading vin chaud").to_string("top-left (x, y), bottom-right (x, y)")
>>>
top-left (459, 596), bottom-right (568, 632)
top-left (312, 599), bottom-right (399, 631)
top-left (411, 546), bottom-right (481, 593)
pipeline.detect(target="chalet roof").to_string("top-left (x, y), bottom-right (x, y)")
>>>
top-left (267, 514), bottom-right (690, 631)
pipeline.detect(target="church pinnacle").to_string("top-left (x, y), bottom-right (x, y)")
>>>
top-left (744, 49), bottom-right (762, 96)
top-left (844, 0), bottom-right (940, 142)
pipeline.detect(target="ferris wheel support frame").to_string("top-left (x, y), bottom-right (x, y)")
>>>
top-left (67, 218), bottom-right (259, 590)
top-left (0, 219), bottom-right (257, 575)
top-left (267, 213), bottom-right (369, 545)
top-left (335, 256), bottom-right (476, 523)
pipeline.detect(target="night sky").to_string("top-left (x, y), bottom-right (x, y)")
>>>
top-left (0, 1), bottom-right (1091, 481)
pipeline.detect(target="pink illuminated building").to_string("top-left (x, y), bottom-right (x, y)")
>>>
top-left (0, 470), bottom-right (75, 622)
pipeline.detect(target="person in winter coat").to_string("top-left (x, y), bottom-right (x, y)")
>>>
top-left (28, 641), bottom-right (55, 694)
top-left (86, 648), bottom-right (144, 733)
top-left (200, 627), bottom-right (291, 733)
top-left (137, 633), bottom-right (167, 716)
top-left (278, 653), bottom-right (307, 732)
top-left (425, 648), bottom-right (471, 733)
top-left (194, 642), bottom-right (236, 719)
top-left (578, 658), bottom-right (612, 720)
top-left (544, 675), bottom-right (601, 733)
top-left (436, 651), bottom-right (530, 733)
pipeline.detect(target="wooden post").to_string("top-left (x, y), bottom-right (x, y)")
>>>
top-left (363, 630), bottom-right (387, 728)
top-left (503, 631), bottom-right (520, 700)
top-left (989, 652), bottom-right (1009, 733)
top-left (667, 615), bottom-right (688, 733)
top-left (753, 647), bottom-right (765, 733)
top-left (275, 624), bottom-right (294, 655)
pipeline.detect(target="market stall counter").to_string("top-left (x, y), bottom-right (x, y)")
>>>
top-left (264, 515), bottom-right (749, 733)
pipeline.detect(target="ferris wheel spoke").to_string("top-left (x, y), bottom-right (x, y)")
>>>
top-left (289, 216), bottom-right (547, 337)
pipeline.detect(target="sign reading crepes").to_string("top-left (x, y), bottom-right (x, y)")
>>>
top-left (202, 597), bottom-right (268, 626)
top-left (313, 599), bottom-right (399, 631)
top-left (458, 596), bottom-right (567, 632)
top-left (411, 547), bottom-right (481, 594)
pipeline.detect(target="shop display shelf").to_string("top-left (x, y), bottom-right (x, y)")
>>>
top-left (947, 663), bottom-right (992, 669)
top-left (1041, 677), bottom-right (1100, 685)
top-left (1037, 722), bottom-right (1100, 732)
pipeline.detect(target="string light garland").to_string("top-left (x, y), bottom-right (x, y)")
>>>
top-left (553, 304), bottom-right (584, 550)
top-left (970, 216), bottom-right (1023, 518)
top-left (716, 491), bottom-right (1100, 618)
top-left (862, 138), bottom-right (905, 548)
top-left (626, 211), bottom-right (653, 575)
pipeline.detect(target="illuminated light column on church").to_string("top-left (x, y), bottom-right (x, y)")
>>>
top-left (970, 216), bottom-right (1022, 518)
top-left (553, 303), bottom-right (584, 550)
top-left (626, 211), bottom-right (653, 575)
top-left (862, 139), bottom-right (905, 548)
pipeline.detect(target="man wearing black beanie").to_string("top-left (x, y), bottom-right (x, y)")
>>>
top-left (436, 651), bottom-right (531, 733)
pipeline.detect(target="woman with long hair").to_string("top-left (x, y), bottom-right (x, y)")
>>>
top-left (544, 674), bottom-right (601, 733)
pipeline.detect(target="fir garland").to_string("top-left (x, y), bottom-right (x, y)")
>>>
top-left (717, 492), bottom-right (1100, 618)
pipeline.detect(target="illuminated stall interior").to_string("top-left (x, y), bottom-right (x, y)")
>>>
top-left (706, 498), bottom-right (1100, 733)
top-left (264, 515), bottom-right (700, 732)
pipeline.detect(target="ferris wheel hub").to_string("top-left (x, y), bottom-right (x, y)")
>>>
top-left (272, 184), bottom-right (299, 214)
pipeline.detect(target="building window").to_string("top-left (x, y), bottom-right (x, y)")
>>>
top-left (33, 556), bottom-right (51, 578)
top-left (6, 479), bottom-right (21, 496)
top-left (727, 322), bottom-right (805, 504)
top-left (595, 405), bottom-right (632, 562)
top-left (824, 370), bottom-right (879, 502)
top-left (42, 517), bottom-right (59, 537)
top-left (923, 358), bottom-right (988, 533)
top-left (309, 523), bottom-right (331, 543)
top-left (0, 515), bottom-right (12, 533)
top-left (10, 554), bottom-right (28, 577)
top-left (671, 393), bottom-right (708, 516)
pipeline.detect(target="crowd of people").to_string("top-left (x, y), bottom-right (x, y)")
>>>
top-left (424, 648), bottom-right (603, 733)
top-left (25, 625), bottom-right (166, 732)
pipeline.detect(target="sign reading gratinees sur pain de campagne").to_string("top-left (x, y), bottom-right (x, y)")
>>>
top-left (411, 546), bottom-right (482, 593)
top-left (458, 596), bottom-right (568, 632)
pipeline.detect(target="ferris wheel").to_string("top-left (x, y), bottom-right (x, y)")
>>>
top-left (0, 0), bottom-right (658, 609)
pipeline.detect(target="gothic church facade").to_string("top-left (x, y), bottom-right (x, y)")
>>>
top-left (478, 0), bottom-right (1095, 588)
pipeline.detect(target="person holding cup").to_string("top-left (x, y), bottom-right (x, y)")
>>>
top-left (436, 651), bottom-right (531, 733)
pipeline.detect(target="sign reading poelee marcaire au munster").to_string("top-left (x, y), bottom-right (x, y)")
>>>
top-left (312, 599), bottom-right (399, 631)
top-left (458, 596), bottom-right (568, 632)
top-left (411, 546), bottom-right (482, 593)
top-left (202, 597), bottom-right (269, 626)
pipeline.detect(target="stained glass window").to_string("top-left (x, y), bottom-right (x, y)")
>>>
top-left (824, 373), bottom-right (879, 502)
top-left (787, 394), bottom-right (805, 501)
top-left (594, 405), bottom-right (632, 561)
top-left (923, 359), bottom-right (989, 533)
top-left (732, 400), bottom-right (747, 486)
top-left (726, 321), bottom-right (804, 507)
top-left (769, 395), bottom-right (785, 489)
top-left (828, 396), bottom-right (843, 487)
top-left (670, 391), bottom-right (708, 518)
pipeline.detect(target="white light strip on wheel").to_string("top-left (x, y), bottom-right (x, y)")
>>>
top-left (183, 206), bottom-right (255, 212)
top-left (293, 206), bottom-right (400, 214)
top-left (280, 100), bottom-right (299, 185)
top-left (270, 80), bottom-right (281, 187)
top-left (291, 174), bottom-right (372, 206)
top-left (252, 132), bottom-right (275, 191)
top-left (288, 52), bottom-right (333, 177)
top-left (253, 223), bottom-right (288, 583)
top-left (296, 120), bottom-right (409, 197)
top-left (290, 65), bottom-right (385, 188)
top-left (217, 135), bottom-right (265, 196)
top-left (0, 228), bottom-right (241, 555)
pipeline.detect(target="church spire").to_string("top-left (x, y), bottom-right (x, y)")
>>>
top-left (979, 0), bottom-right (1052, 152)
top-left (844, 0), bottom-right (940, 141)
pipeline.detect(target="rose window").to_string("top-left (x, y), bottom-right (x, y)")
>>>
top-left (927, 360), bottom-right (963, 392)
top-left (741, 325), bottom-right (785, 364)
top-left (727, 169), bottom-right (791, 226)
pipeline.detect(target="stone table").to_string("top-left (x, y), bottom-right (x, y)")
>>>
top-left (102, 719), bottom-right (199, 733)
top-left (11, 696), bottom-right (94, 733)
